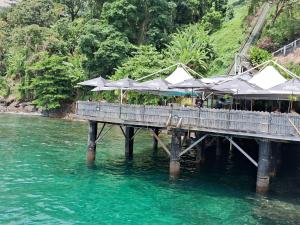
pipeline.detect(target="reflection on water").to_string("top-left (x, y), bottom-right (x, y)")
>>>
top-left (0, 114), bottom-right (299, 225)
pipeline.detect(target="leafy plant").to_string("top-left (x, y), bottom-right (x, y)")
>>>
top-left (165, 24), bottom-right (216, 74)
top-left (249, 47), bottom-right (271, 66)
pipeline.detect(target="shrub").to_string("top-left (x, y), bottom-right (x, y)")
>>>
top-left (249, 47), bottom-right (271, 66)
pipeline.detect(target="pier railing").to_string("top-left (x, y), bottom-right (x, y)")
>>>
top-left (76, 101), bottom-right (300, 141)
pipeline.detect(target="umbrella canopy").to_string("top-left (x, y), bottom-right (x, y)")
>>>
top-left (235, 79), bottom-right (300, 100)
top-left (169, 78), bottom-right (208, 89)
top-left (140, 78), bottom-right (171, 90)
top-left (78, 76), bottom-right (108, 87)
top-left (91, 86), bottom-right (119, 92)
top-left (105, 78), bottom-right (141, 88)
top-left (212, 78), bottom-right (261, 94)
top-left (269, 78), bottom-right (300, 93)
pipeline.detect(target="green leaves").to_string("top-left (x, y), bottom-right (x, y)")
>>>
top-left (26, 53), bottom-right (85, 109)
top-left (79, 21), bottom-right (133, 78)
top-left (7, 0), bottom-right (61, 27)
top-left (249, 47), bottom-right (271, 66)
top-left (165, 24), bottom-right (216, 74)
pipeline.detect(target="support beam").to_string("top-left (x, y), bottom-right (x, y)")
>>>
top-left (151, 129), bottom-right (170, 156)
top-left (87, 121), bottom-right (98, 162)
top-left (170, 129), bottom-right (182, 180)
top-left (225, 137), bottom-right (258, 167)
top-left (179, 134), bottom-right (208, 157)
top-left (125, 127), bottom-right (134, 160)
top-left (256, 139), bottom-right (272, 193)
top-left (152, 128), bottom-right (159, 156)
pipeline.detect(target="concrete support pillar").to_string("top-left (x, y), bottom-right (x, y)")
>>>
top-left (170, 129), bottom-right (182, 180)
top-left (152, 128), bottom-right (159, 156)
top-left (269, 142), bottom-right (281, 177)
top-left (256, 139), bottom-right (271, 193)
top-left (195, 132), bottom-right (205, 164)
top-left (216, 137), bottom-right (222, 157)
top-left (125, 127), bottom-right (134, 160)
top-left (87, 121), bottom-right (97, 162)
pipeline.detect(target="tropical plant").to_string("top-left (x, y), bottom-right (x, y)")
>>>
top-left (165, 24), bottom-right (216, 74)
top-left (249, 47), bottom-right (271, 66)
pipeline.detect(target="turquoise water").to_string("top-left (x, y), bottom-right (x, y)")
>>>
top-left (0, 114), bottom-right (300, 225)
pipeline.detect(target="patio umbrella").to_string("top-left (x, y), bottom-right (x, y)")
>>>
top-left (212, 78), bottom-right (261, 94)
top-left (78, 76), bottom-right (108, 87)
top-left (140, 78), bottom-right (171, 90)
top-left (105, 78), bottom-right (141, 88)
top-left (105, 78), bottom-right (143, 104)
top-left (235, 78), bottom-right (300, 100)
top-left (169, 79), bottom-right (208, 89)
top-left (269, 78), bottom-right (300, 93)
top-left (91, 86), bottom-right (119, 92)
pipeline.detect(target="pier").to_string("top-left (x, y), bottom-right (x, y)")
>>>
top-left (76, 101), bottom-right (300, 193)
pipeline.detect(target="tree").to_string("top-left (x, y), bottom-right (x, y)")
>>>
top-left (26, 53), bottom-right (83, 109)
top-left (52, 18), bottom-right (85, 54)
top-left (7, 0), bottom-right (62, 27)
top-left (165, 24), bottom-right (216, 74)
top-left (102, 0), bottom-right (176, 48)
top-left (249, 47), bottom-right (271, 66)
top-left (79, 20), bottom-right (133, 78)
top-left (58, 0), bottom-right (84, 21)
top-left (112, 45), bottom-right (170, 80)
top-left (202, 6), bottom-right (223, 33)
top-left (88, 0), bottom-right (107, 19)
top-left (112, 45), bottom-right (171, 105)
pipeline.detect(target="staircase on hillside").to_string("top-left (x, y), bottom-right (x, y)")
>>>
top-left (272, 39), bottom-right (300, 57)
top-left (227, 3), bottom-right (271, 75)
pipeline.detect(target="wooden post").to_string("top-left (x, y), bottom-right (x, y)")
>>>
top-left (216, 137), bottom-right (222, 157)
top-left (152, 128), bottom-right (159, 156)
top-left (87, 120), bottom-right (97, 162)
top-left (170, 129), bottom-right (182, 180)
top-left (125, 126), bottom-right (134, 160)
top-left (195, 132), bottom-right (205, 164)
top-left (256, 139), bottom-right (271, 193)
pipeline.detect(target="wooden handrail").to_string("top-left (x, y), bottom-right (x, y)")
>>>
top-left (76, 101), bottom-right (300, 140)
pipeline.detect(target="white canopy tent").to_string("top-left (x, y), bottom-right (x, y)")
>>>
top-left (248, 66), bottom-right (287, 89)
top-left (165, 66), bottom-right (194, 84)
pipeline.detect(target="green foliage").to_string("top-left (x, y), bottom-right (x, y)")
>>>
top-left (111, 45), bottom-right (170, 104)
top-left (0, 0), bottom-right (244, 109)
top-left (0, 77), bottom-right (9, 97)
top-left (79, 20), bottom-right (133, 78)
top-left (208, 3), bottom-right (248, 75)
top-left (249, 47), bottom-right (271, 66)
top-left (257, 0), bottom-right (300, 50)
top-left (7, 48), bottom-right (27, 79)
top-left (26, 54), bottom-right (83, 109)
top-left (102, 0), bottom-right (176, 48)
top-left (112, 45), bottom-right (170, 80)
top-left (286, 64), bottom-right (300, 76)
top-left (202, 7), bottom-right (223, 33)
top-left (7, 0), bottom-right (61, 27)
top-left (165, 24), bottom-right (216, 74)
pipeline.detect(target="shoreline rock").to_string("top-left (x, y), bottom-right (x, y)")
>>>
top-left (0, 97), bottom-right (82, 121)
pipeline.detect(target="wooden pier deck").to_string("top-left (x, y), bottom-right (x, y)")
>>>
top-left (76, 101), bottom-right (300, 193)
top-left (76, 101), bottom-right (300, 142)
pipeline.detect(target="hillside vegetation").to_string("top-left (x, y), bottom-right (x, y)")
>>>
top-left (0, 0), bottom-right (267, 109)
top-left (248, 0), bottom-right (300, 73)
